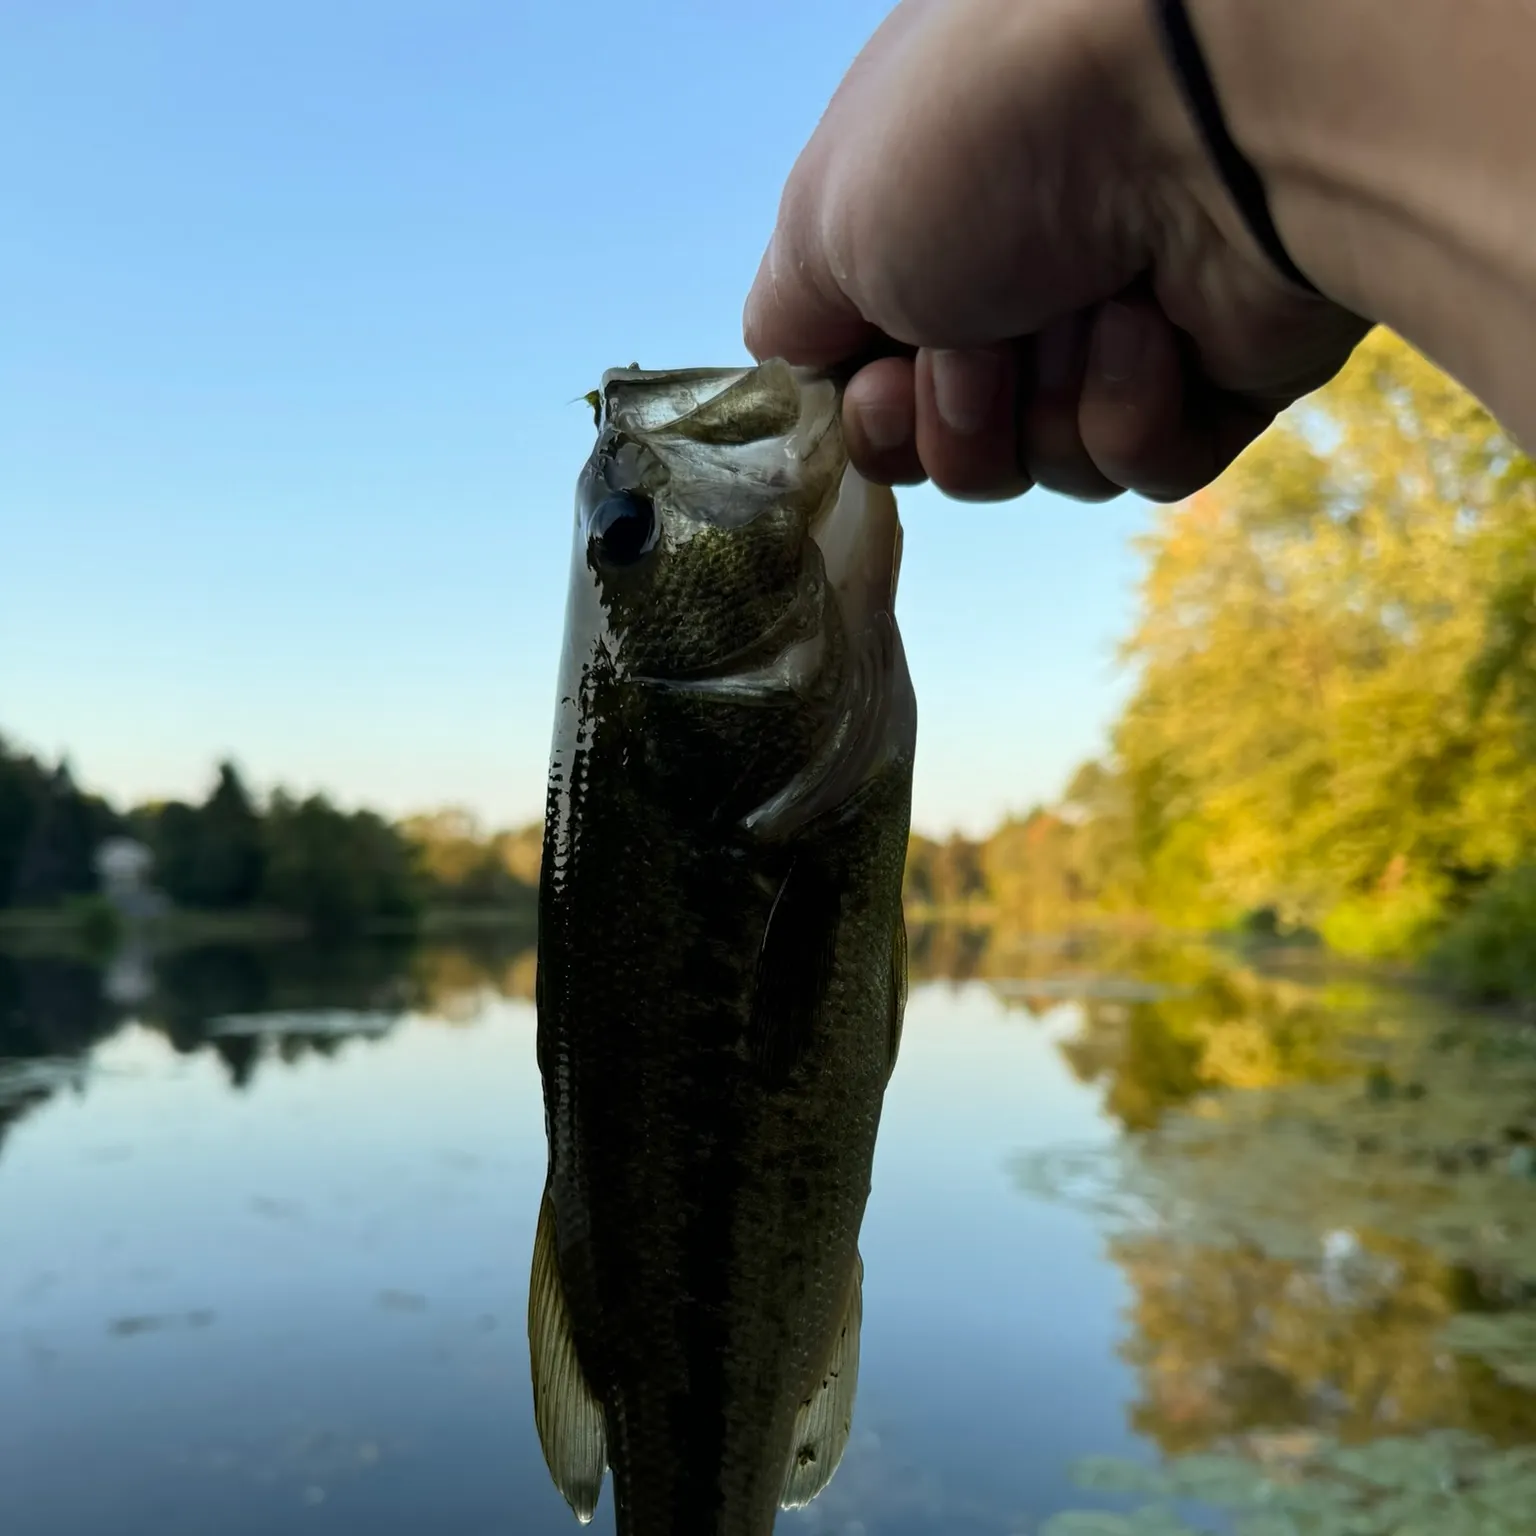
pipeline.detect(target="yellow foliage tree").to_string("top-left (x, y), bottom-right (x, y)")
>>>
top-left (1115, 330), bottom-right (1536, 954)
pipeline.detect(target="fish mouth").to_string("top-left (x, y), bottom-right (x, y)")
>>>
top-left (598, 362), bottom-right (827, 447)
top-left (597, 360), bottom-right (843, 535)
top-left (599, 360), bottom-right (902, 696)
top-left (595, 363), bottom-right (913, 812)
top-left (597, 366), bottom-right (760, 435)
top-left (810, 464), bottom-right (903, 644)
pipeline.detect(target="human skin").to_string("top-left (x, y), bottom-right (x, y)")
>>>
top-left (743, 0), bottom-right (1536, 503)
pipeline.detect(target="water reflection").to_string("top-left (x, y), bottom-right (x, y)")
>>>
top-left (3, 924), bottom-right (1535, 1533)
top-left (0, 929), bottom-right (537, 1100)
top-left (1116, 1229), bottom-right (1536, 1455)
top-left (1002, 934), bottom-right (1536, 1532)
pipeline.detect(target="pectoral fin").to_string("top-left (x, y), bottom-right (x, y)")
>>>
top-left (780, 1254), bottom-right (864, 1510)
top-left (528, 1189), bottom-right (607, 1523)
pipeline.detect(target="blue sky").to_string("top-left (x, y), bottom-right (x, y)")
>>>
top-left (0, 0), bottom-right (1152, 839)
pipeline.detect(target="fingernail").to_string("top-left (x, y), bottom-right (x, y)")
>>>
top-left (860, 401), bottom-right (910, 453)
top-left (931, 348), bottom-right (1003, 435)
top-left (1035, 320), bottom-right (1078, 394)
top-left (1091, 302), bottom-right (1147, 386)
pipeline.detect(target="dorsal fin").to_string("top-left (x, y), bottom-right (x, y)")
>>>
top-left (528, 1189), bottom-right (608, 1523)
top-left (780, 1254), bottom-right (864, 1510)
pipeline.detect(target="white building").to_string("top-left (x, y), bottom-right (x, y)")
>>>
top-left (93, 838), bottom-right (161, 918)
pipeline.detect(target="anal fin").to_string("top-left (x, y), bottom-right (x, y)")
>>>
top-left (528, 1188), bottom-right (607, 1523)
top-left (780, 1253), bottom-right (864, 1510)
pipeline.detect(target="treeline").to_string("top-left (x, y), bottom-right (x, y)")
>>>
top-left (13, 329), bottom-right (1536, 1002)
top-left (0, 742), bottom-right (541, 939)
top-left (0, 751), bottom-right (120, 910)
top-left (924, 332), bottom-right (1536, 1003)
top-left (904, 760), bottom-right (1138, 928)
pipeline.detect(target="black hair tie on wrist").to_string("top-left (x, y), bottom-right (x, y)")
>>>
top-left (1151, 0), bottom-right (1322, 297)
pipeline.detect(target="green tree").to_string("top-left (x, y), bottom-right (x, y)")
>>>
top-left (9, 764), bottom-right (116, 907)
top-left (135, 800), bottom-right (202, 906)
top-left (191, 762), bottom-right (266, 907)
top-left (0, 736), bottom-right (51, 906)
top-left (260, 792), bottom-right (421, 938)
top-left (1113, 331), bottom-right (1536, 954)
top-left (135, 763), bottom-right (266, 910)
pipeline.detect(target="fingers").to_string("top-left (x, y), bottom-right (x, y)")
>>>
top-left (743, 225), bottom-right (878, 367)
top-left (914, 346), bottom-right (1033, 502)
top-left (842, 346), bottom-right (1032, 501)
top-left (838, 304), bottom-right (1280, 505)
top-left (842, 356), bottom-right (925, 486)
top-left (1078, 301), bottom-right (1275, 502)
top-left (1019, 314), bottom-right (1121, 502)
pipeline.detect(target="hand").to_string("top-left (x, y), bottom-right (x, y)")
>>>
top-left (742, 0), bottom-right (1369, 503)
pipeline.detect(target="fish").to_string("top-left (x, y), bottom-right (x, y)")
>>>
top-left (528, 358), bottom-right (917, 1535)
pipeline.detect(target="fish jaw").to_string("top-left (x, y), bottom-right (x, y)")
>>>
top-left (741, 465), bottom-right (917, 843)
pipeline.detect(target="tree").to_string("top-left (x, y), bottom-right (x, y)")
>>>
top-left (136, 799), bottom-right (202, 906)
top-left (1113, 330), bottom-right (1536, 954)
top-left (401, 808), bottom-right (535, 908)
top-left (930, 833), bottom-right (986, 908)
top-left (135, 763), bottom-right (265, 909)
top-left (983, 808), bottom-right (1082, 925)
top-left (902, 832), bottom-right (939, 906)
top-left (0, 736), bottom-right (51, 906)
top-left (260, 793), bottom-right (421, 938)
top-left (191, 762), bottom-right (265, 907)
top-left (9, 764), bottom-right (115, 907)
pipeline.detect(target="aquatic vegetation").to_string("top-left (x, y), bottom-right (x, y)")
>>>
top-left (1049, 1431), bottom-right (1536, 1535)
top-left (1431, 863), bottom-right (1536, 1005)
top-left (1440, 1314), bottom-right (1536, 1393)
top-left (1017, 951), bottom-right (1536, 1534)
top-left (1053, 943), bottom-right (1371, 1131)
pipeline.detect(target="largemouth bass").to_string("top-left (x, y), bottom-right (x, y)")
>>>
top-left (530, 359), bottom-right (916, 1536)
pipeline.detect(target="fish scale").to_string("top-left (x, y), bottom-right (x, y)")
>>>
top-left (529, 360), bottom-right (916, 1535)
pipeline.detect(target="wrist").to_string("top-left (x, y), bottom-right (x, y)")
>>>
top-left (1180, 0), bottom-right (1403, 313)
top-left (1184, 0), bottom-right (1536, 443)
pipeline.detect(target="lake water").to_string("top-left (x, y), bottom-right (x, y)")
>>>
top-left (4, 930), bottom-right (1535, 1535)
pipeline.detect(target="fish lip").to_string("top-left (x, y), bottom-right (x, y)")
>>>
top-left (596, 365), bottom-right (757, 438)
top-left (591, 362), bottom-right (842, 527)
top-left (810, 467), bottom-right (904, 649)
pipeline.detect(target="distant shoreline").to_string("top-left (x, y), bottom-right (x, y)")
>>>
top-left (0, 900), bottom-right (537, 957)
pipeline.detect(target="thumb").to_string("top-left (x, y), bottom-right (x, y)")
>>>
top-left (742, 198), bottom-right (875, 367)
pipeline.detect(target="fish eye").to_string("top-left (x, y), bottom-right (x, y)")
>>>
top-left (587, 491), bottom-right (658, 568)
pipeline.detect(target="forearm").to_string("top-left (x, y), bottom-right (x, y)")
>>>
top-left (1191, 0), bottom-right (1536, 444)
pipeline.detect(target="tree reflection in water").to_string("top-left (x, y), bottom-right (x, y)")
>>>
top-left (5, 922), bottom-right (1536, 1531)
top-left (975, 926), bottom-right (1536, 1534)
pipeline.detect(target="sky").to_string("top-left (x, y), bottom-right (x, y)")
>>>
top-left (0, 0), bottom-right (1153, 840)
